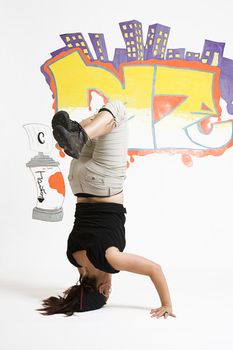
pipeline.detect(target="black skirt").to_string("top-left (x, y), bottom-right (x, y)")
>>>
top-left (66, 202), bottom-right (127, 274)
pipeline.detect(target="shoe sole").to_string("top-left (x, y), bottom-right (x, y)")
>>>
top-left (53, 125), bottom-right (80, 159)
top-left (51, 110), bottom-right (70, 130)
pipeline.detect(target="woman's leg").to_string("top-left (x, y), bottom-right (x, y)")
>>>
top-left (68, 100), bottom-right (128, 197)
top-left (52, 100), bottom-right (127, 160)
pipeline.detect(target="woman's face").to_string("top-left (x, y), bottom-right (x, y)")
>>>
top-left (97, 274), bottom-right (112, 300)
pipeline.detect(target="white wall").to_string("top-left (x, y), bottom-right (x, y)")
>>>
top-left (1, 1), bottom-right (233, 349)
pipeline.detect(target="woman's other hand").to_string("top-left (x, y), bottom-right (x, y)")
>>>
top-left (150, 305), bottom-right (176, 319)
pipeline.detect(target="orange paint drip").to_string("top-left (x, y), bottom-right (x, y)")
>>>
top-left (48, 172), bottom-right (65, 197)
top-left (130, 155), bottom-right (135, 163)
top-left (181, 154), bottom-right (193, 167)
top-left (127, 136), bottom-right (233, 167)
top-left (55, 143), bottom-right (65, 158)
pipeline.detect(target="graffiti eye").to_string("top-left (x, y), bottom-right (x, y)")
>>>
top-left (184, 119), bottom-right (233, 149)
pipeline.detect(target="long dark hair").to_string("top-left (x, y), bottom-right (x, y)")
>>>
top-left (37, 276), bottom-right (106, 316)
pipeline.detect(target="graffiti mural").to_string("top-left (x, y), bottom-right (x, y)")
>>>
top-left (40, 20), bottom-right (233, 167)
top-left (24, 124), bottom-right (65, 222)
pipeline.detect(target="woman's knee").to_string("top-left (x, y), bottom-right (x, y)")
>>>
top-left (102, 100), bottom-right (127, 126)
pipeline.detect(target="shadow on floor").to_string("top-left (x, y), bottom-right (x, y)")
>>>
top-left (106, 304), bottom-right (151, 311)
top-left (0, 279), bottom-right (65, 300)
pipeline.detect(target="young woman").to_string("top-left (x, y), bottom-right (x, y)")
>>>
top-left (38, 100), bottom-right (176, 319)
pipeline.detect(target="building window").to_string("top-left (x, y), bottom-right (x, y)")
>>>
top-left (132, 47), bottom-right (136, 52)
top-left (157, 38), bottom-right (161, 43)
top-left (161, 47), bottom-right (165, 53)
top-left (161, 53), bottom-right (164, 58)
top-left (163, 39), bottom-right (167, 45)
top-left (123, 25), bottom-right (127, 30)
top-left (159, 31), bottom-right (163, 35)
top-left (81, 42), bottom-right (85, 47)
top-left (128, 53), bottom-right (131, 57)
top-left (169, 54), bottom-right (173, 58)
top-left (72, 36), bottom-right (76, 40)
top-left (130, 32), bottom-right (134, 37)
top-left (68, 43), bottom-right (73, 48)
top-left (151, 28), bottom-right (155, 33)
top-left (126, 42), bottom-right (130, 46)
top-left (149, 40), bottom-right (152, 45)
top-left (131, 41), bottom-right (134, 45)
top-left (175, 54), bottom-right (180, 57)
top-left (129, 24), bottom-right (133, 28)
top-left (83, 49), bottom-right (88, 53)
top-left (66, 36), bottom-right (70, 42)
top-left (168, 49), bottom-right (172, 53)
top-left (78, 35), bottom-right (82, 39)
top-left (195, 53), bottom-right (199, 57)
top-left (95, 34), bottom-right (99, 38)
top-left (188, 52), bottom-right (191, 56)
top-left (133, 53), bottom-right (136, 57)
top-left (205, 50), bottom-right (210, 57)
top-left (153, 50), bottom-right (158, 55)
top-left (99, 48), bottom-right (102, 53)
top-left (75, 43), bottom-right (79, 47)
top-left (202, 58), bottom-right (208, 63)
top-left (124, 33), bottom-right (128, 38)
top-left (97, 41), bottom-right (100, 46)
top-left (100, 55), bottom-right (104, 60)
top-left (127, 47), bottom-right (131, 52)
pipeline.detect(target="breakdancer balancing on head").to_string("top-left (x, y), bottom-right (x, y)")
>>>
top-left (38, 100), bottom-right (176, 318)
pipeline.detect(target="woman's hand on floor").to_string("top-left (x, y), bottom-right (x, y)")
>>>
top-left (150, 305), bottom-right (176, 319)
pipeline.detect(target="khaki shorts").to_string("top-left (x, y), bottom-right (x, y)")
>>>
top-left (68, 100), bottom-right (128, 197)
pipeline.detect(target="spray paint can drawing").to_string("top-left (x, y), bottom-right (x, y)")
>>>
top-left (24, 124), bottom-right (65, 222)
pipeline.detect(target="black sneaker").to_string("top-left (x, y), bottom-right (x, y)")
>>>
top-left (53, 124), bottom-right (88, 159)
top-left (51, 110), bottom-right (80, 132)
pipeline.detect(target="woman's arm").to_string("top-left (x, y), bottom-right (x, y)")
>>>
top-left (105, 247), bottom-right (176, 319)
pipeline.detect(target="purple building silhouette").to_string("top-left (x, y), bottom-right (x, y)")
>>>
top-left (119, 20), bottom-right (144, 61)
top-left (201, 39), bottom-right (225, 66)
top-left (166, 48), bottom-right (185, 60)
top-left (185, 51), bottom-right (200, 62)
top-left (112, 48), bottom-right (128, 70)
top-left (144, 23), bottom-right (170, 60)
top-left (89, 33), bottom-right (109, 62)
top-left (219, 57), bottom-right (233, 115)
top-left (60, 32), bottom-right (94, 61)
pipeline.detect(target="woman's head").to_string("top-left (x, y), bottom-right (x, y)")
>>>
top-left (37, 276), bottom-right (107, 316)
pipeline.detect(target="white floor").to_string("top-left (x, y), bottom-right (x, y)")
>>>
top-left (1, 266), bottom-right (232, 350)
